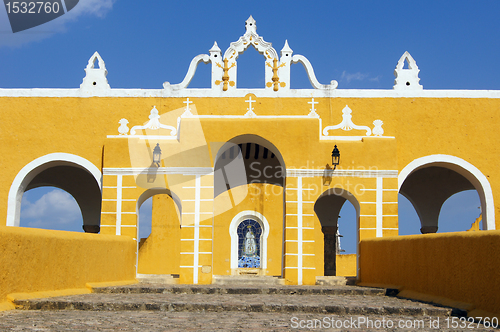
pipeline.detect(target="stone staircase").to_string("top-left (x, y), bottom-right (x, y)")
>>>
top-left (3, 284), bottom-right (477, 331)
top-left (11, 284), bottom-right (458, 315)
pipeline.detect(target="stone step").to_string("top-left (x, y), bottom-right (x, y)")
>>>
top-left (92, 284), bottom-right (387, 296)
top-left (316, 276), bottom-right (348, 286)
top-left (211, 274), bottom-right (285, 286)
top-left (12, 288), bottom-right (455, 317)
top-left (136, 274), bottom-right (179, 284)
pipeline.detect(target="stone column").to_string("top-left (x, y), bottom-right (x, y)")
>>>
top-left (323, 226), bottom-right (337, 276)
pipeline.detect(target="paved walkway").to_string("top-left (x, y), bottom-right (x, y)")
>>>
top-left (0, 285), bottom-right (495, 331)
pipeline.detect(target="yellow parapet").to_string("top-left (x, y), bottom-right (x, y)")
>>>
top-left (0, 226), bottom-right (136, 310)
top-left (358, 230), bottom-right (500, 318)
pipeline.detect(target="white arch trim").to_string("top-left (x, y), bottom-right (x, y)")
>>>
top-left (398, 155), bottom-right (495, 230)
top-left (6, 153), bottom-right (102, 227)
top-left (229, 210), bottom-right (270, 270)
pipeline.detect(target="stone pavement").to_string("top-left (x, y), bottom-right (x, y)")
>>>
top-left (0, 284), bottom-right (496, 331)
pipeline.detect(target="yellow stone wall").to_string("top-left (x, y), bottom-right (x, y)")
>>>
top-left (2, 95), bottom-right (500, 285)
top-left (137, 194), bottom-right (181, 275)
top-left (0, 225), bottom-right (136, 309)
top-left (359, 230), bottom-right (500, 319)
top-left (336, 254), bottom-right (357, 277)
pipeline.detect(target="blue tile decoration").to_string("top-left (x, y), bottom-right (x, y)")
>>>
top-left (237, 219), bottom-right (262, 268)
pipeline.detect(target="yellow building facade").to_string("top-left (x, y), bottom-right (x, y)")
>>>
top-left (1, 17), bottom-right (499, 285)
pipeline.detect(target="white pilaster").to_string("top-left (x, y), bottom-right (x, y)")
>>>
top-left (376, 177), bottom-right (383, 237)
top-left (297, 177), bottom-right (303, 285)
top-left (193, 175), bottom-right (201, 284)
top-left (116, 175), bottom-right (123, 236)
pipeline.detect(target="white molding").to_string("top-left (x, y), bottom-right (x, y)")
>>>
top-left (6, 153), bottom-right (102, 227)
top-left (103, 167), bottom-right (213, 176)
top-left (103, 167), bottom-right (398, 178)
top-left (398, 155), bottom-right (495, 230)
top-left (287, 169), bottom-right (398, 178)
top-left (3, 88), bottom-right (500, 98)
top-left (229, 210), bottom-right (269, 270)
top-left (319, 136), bottom-right (395, 141)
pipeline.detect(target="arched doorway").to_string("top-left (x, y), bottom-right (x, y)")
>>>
top-left (213, 135), bottom-right (285, 277)
top-left (399, 155), bottom-right (495, 233)
top-left (314, 188), bottom-right (360, 276)
top-left (136, 189), bottom-right (181, 275)
top-left (7, 153), bottom-right (102, 233)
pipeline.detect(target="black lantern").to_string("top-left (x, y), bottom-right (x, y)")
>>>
top-left (331, 145), bottom-right (340, 170)
top-left (153, 143), bottom-right (162, 167)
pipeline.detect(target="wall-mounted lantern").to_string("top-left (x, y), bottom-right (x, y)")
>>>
top-left (323, 145), bottom-right (340, 186)
top-left (153, 143), bottom-right (162, 167)
top-left (331, 145), bottom-right (340, 170)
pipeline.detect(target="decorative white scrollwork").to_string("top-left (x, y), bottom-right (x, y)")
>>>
top-left (323, 105), bottom-right (372, 136)
top-left (291, 55), bottom-right (338, 90)
top-left (129, 106), bottom-right (177, 136)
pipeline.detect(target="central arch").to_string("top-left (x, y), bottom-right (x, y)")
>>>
top-left (212, 134), bottom-right (286, 277)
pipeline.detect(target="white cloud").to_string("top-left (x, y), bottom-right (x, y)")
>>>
top-left (340, 71), bottom-right (381, 84)
top-left (0, 0), bottom-right (115, 48)
top-left (21, 188), bottom-right (82, 229)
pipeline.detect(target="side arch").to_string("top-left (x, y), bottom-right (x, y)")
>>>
top-left (398, 155), bottom-right (495, 230)
top-left (229, 210), bottom-right (270, 270)
top-left (7, 153), bottom-right (102, 228)
top-left (136, 188), bottom-right (182, 219)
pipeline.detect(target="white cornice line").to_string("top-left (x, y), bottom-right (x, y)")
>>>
top-left (2, 88), bottom-right (500, 98)
top-left (287, 169), bottom-right (398, 178)
top-left (103, 167), bottom-right (214, 176)
top-left (103, 167), bottom-right (398, 178)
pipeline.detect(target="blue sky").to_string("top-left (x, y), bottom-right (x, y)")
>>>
top-left (2, 1), bottom-right (492, 252)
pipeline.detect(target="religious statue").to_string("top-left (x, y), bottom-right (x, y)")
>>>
top-left (244, 227), bottom-right (257, 256)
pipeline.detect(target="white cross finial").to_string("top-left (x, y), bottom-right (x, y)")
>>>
top-left (308, 98), bottom-right (319, 117)
top-left (246, 96), bottom-right (255, 112)
top-left (308, 98), bottom-right (318, 112)
top-left (183, 98), bottom-right (193, 112)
